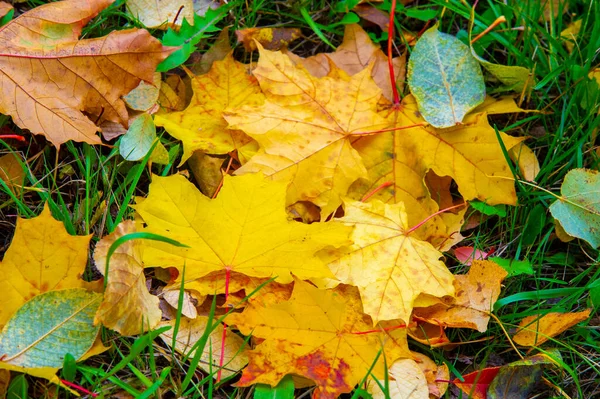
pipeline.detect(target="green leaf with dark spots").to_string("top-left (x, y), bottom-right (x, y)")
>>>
top-left (488, 353), bottom-right (559, 399)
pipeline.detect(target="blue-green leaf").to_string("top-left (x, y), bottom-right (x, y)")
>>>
top-left (549, 168), bottom-right (600, 248)
top-left (0, 289), bottom-right (102, 368)
top-left (408, 25), bottom-right (485, 128)
top-left (119, 114), bottom-right (156, 161)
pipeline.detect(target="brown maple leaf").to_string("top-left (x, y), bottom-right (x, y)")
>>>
top-left (0, 0), bottom-right (173, 146)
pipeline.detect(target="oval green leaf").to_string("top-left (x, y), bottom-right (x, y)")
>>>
top-left (0, 289), bottom-right (102, 368)
top-left (119, 114), bottom-right (157, 161)
top-left (408, 25), bottom-right (486, 128)
top-left (549, 168), bottom-right (600, 248)
top-left (470, 47), bottom-right (533, 93)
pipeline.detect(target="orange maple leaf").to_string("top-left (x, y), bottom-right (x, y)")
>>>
top-left (0, 0), bottom-right (173, 146)
top-left (413, 260), bottom-right (508, 332)
top-left (227, 279), bottom-right (411, 399)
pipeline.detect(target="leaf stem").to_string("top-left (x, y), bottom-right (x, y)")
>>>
top-left (387, 0), bottom-right (400, 106)
top-left (471, 16), bottom-right (507, 44)
top-left (493, 175), bottom-right (598, 215)
top-left (488, 312), bottom-right (524, 360)
top-left (60, 379), bottom-right (98, 397)
top-left (216, 268), bottom-right (231, 382)
top-left (172, 5), bottom-right (185, 29)
top-left (361, 181), bottom-right (393, 202)
top-left (212, 156), bottom-right (234, 199)
top-left (406, 203), bottom-right (467, 235)
top-left (0, 134), bottom-right (25, 142)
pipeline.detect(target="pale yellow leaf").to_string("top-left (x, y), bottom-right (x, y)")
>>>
top-left (160, 316), bottom-right (248, 378)
top-left (327, 200), bottom-right (455, 324)
top-left (93, 221), bottom-right (162, 335)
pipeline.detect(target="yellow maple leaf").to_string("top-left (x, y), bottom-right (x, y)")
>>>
top-left (225, 45), bottom-right (388, 217)
top-left (350, 95), bottom-right (525, 244)
top-left (413, 260), bottom-right (508, 332)
top-left (134, 173), bottom-right (352, 287)
top-left (155, 53), bottom-right (263, 164)
top-left (227, 279), bottom-right (411, 399)
top-left (327, 200), bottom-right (455, 324)
top-left (0, 0), bottom-right (173, 146)
top-left (93, 221), bottom-right (162, 335)
top-left (0, 205), bottom-right (93, 328)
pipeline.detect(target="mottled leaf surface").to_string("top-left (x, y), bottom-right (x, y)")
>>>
top-left (408, 26), bottom-right (485, 127)
top-left (227, 280), bottom-right (411, 399)
top-left (549, 168), bottom-right (600, 248)
top-left (0, 289), bottom-right (101, 368)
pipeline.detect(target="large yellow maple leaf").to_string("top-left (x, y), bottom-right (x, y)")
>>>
top-left (349, 95), bottom-right (525, 244)
top-left (227, 279), bottom-right (411, 399)
top-left (134, 173), bottom-right (352, 290)
top-left (155, 53), bottom-right (263, 164)
top-left (0, 0), bottom-right (173, 146)
top-left (0, 205), bottom-right (93, 328)
top-left (224, 45), bottom-right (388, 217)
top-left (327, 200), bottom-right (455, 324)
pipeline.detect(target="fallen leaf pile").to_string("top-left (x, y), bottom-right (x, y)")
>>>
top-left (0, 1), bottom-right (593, 398)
